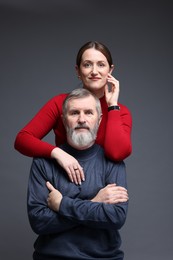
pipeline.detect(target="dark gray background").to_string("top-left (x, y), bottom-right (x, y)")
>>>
top-left (1, 0), bottom-right (173, 259)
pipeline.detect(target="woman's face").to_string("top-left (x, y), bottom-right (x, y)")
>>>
top-left (76, 48), bottom-right (113, 98)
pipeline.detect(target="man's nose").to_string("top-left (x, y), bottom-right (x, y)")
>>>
top-left (78, 113), bottom-right (86, 123)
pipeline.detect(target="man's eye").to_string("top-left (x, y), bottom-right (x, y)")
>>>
top-left (86, 111), bottom-right (93, 115)
top-left (71, 111), bottom-right (78, 115)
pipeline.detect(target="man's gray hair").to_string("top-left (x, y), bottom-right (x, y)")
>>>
top-left (62, 88), bottom-right (102, 117)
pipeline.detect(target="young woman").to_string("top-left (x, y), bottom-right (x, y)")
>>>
top-left (14, 41), bottom-right (132, 184)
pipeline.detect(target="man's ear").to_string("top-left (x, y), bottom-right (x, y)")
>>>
top-left (61, 114), bottom-right (66, 126)
top-left (98, 114), bottom-right (103, 125)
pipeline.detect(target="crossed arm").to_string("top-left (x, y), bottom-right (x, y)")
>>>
top-left (27, 158), bottom-right (129, 235)
top-left (46, 181), bottom-right (128, 211)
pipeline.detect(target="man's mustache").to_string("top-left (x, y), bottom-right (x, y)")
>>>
top-left (74, 124), bottom-right (90, 130)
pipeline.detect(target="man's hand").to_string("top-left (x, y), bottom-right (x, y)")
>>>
top-left (46, 181), bottom-right (63, 211)
top-left (91, 184), bottom-right (128, 204)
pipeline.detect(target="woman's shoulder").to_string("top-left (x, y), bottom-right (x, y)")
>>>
top-left (51, 92), bottom-right (69, 101)
top-left (44, 92), bottom-right (69, 107)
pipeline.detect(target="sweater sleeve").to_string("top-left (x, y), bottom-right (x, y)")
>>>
top-left (14, 94), bottom-right (66, 157)
top-left (59, 162), bottom-right (128, 230)
top-left (104, 104), bottom-right (132, 161)
top-left (27, 158), bottom-right (77, 235)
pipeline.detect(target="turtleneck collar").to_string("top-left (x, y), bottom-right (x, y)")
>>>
top-left (60, 143), bottom-right (101, 161)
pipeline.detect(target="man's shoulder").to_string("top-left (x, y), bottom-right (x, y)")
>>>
top-left (94, 145), bottom-right (125, 167)
top-left (32, 157), bottom-right (56, 167)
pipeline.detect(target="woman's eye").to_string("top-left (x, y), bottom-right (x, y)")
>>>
top-left (84, 63), bottom-right (91, 68)
top-left (98, 63), bottom-right (105, 67)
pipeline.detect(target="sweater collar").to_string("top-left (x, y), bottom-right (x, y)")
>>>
top-left (60, 143), bottom-right (101, 161)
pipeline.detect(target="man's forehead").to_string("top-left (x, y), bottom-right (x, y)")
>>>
top-left (67, 96), bottom-right (96, 110)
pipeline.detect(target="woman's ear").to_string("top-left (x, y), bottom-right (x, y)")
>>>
top-left (75, 65), bottom-right (81, 79)
top-left (109, 65), bottom-right (114, 74)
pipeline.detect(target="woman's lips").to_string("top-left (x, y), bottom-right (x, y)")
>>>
top-left (89, 77), bottom-right (100, 81)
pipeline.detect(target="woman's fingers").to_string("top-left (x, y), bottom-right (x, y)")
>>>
top-left (105, 74), bottom-right (120, 106)
top-left (68, 165), bottom-right (85, 185)
top-left (51, 147), bottom-right (85, 185)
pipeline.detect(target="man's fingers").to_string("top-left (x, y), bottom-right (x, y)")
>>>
top-left (107, 183), bottom-right (117, 187)
top-left (46, 181), bottom-right (55, 192)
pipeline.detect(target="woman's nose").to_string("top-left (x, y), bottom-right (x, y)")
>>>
top-left (91, 65), bottom-right (98, 74)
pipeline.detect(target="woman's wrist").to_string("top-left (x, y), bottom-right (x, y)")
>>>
top-left (51, 147), bottom-right (60, 159)
top-left (108, 105), bottom-right (120, 111)
top-left (107, 101), bottom-right (118, 106)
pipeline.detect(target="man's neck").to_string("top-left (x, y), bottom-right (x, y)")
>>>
top-left (67, 140), bottom-right (95, 150)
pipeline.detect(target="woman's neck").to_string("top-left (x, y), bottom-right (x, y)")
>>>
top-left (83, 87), bottom-right (105, 99)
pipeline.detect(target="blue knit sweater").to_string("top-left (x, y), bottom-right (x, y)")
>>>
top-left (27, 144), bottom-right (128, 259)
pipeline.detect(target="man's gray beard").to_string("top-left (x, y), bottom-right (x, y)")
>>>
top-left (66, 124), bottom-right (99, 148)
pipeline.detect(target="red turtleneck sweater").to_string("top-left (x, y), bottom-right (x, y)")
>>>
top-left (14, 93), bottom-right (132, 161)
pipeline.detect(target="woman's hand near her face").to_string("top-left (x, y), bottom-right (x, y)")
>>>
top-left (51, 147), bottom-right (85, 185)
top-left (105, 74), bottom-right (120, 106)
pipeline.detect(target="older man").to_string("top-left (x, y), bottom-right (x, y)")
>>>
top-left (27, 88), bottom-right (129, 260)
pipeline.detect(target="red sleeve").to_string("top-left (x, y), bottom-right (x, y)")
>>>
top-left (14, 94), bottom-right (67, 157)
top-left (104, 104), bottom-right (132, 161)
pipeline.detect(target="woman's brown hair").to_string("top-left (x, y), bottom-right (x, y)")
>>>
top-left (76, 41), bottom-right (113, 68)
